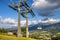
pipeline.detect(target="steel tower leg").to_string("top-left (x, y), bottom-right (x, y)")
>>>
top-left (17, 6), bottom-right (22, 37)
top-left (26, 12), bottom-right (29, 38)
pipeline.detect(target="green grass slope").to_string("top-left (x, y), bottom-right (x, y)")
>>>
top-left (0, 34), bottom-right (36, 40)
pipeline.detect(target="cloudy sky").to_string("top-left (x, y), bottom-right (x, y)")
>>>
top-left (0, 0), bottom-right (60, 28)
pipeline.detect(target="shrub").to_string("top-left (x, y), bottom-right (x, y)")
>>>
top-left (0, 28), bottom-right (8, 33)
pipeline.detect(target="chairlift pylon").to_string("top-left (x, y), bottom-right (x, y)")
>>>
top-left (8, 0), bottom-right (35, 38)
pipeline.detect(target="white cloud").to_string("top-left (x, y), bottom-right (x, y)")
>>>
top-left (20, 20), bottom-right (38, 26)
top-left (0, 18), bottom-right (17, 28)
top-left (40, 18), bottom-right (60, 24)
top-left (3, 18), bottom-right (16, 24)
top-left (32, 0), bottom-right (60, 10)
top-left (32, 0), bottom-right (60, 17)
top-left (0, 17), bottom-right (39, 28)
top-left (0, 17), bottom-right (60, 28)
top-left (0, 18), bottom-right (37, 28)
top-left (31, 20), bottom-right (38, 24)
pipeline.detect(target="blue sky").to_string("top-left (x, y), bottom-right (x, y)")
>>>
top-left (0, 0), bottom-right (60, 21)
top-left (0, 0), bottom-right (60, 28)
top-left (0, 0), bottom-right (37, 21)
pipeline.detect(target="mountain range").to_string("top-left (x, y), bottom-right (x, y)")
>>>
top-left (29, 18), bottom-right (60, 30)
top-left (6, 18), bottom-right (60, 33)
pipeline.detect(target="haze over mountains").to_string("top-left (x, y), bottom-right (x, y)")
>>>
top-left (0, 18), bottom-right (60, 29)
top-left (0, 18), bottom-right (60, 33)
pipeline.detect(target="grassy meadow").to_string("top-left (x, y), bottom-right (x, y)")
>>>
top-left (0, 33), bottom-right (36, 40)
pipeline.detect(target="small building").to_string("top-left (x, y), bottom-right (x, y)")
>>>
top-left (7, 32), bottom-right (13, 35)
top-left (7, 30), bottom-right (17, 35)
